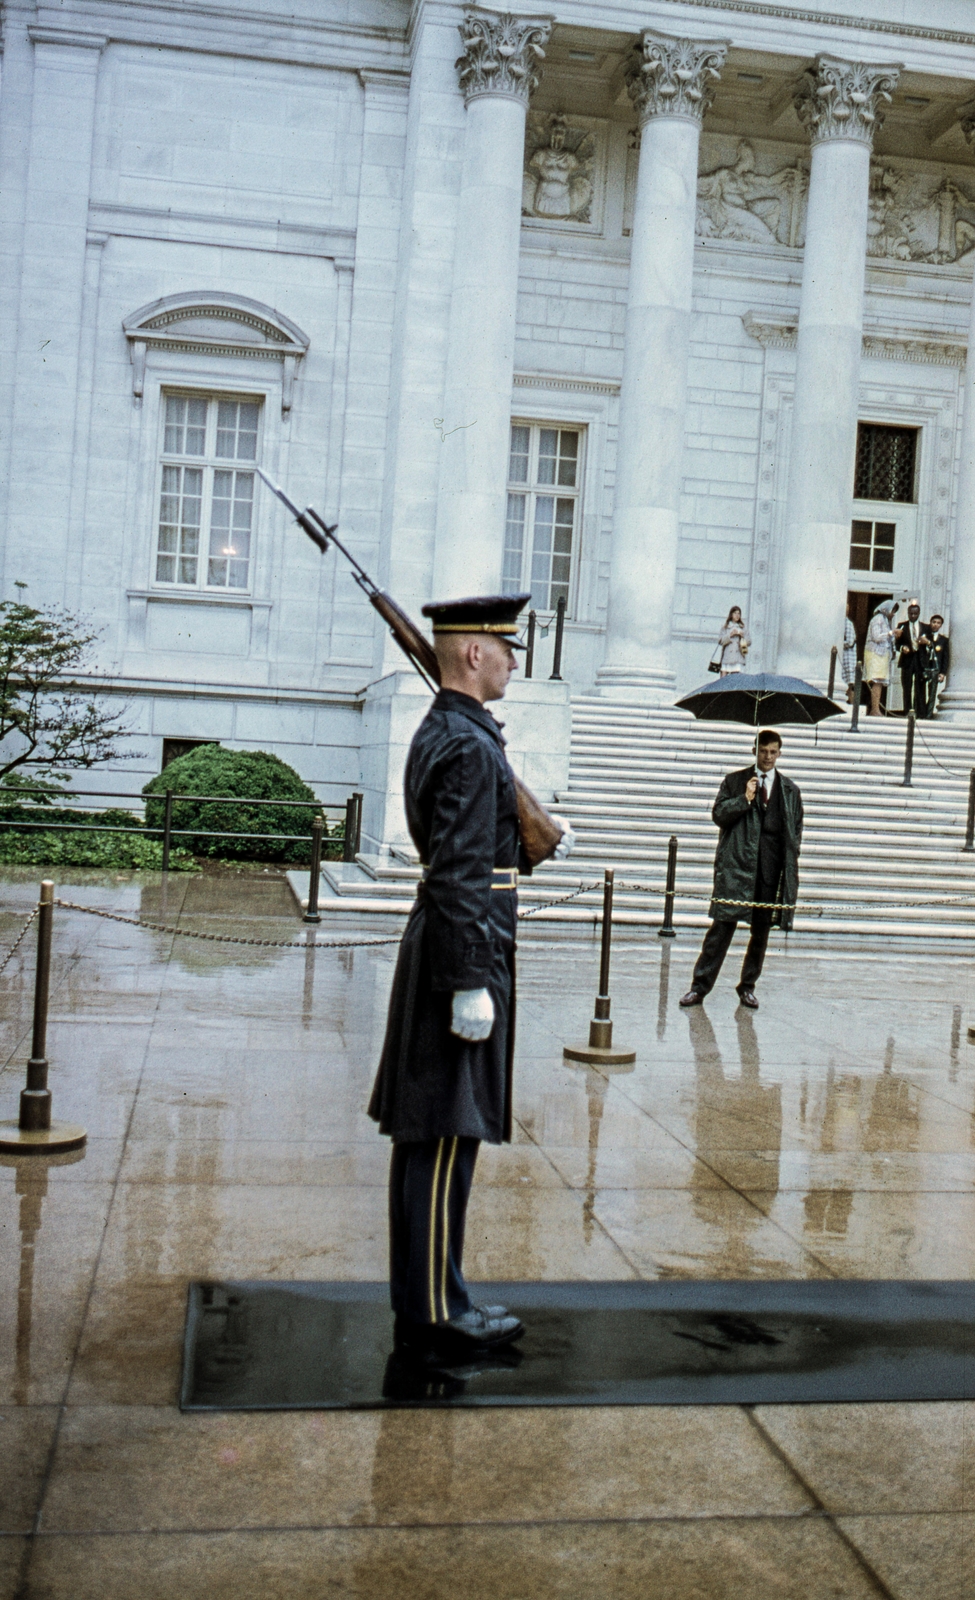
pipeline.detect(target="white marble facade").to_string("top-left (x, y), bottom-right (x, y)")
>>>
top-left (4, 0), bottom-right (975, 839)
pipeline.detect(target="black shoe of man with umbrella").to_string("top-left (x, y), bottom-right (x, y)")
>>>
top-left (675, 673), bottom-right (841, 1011)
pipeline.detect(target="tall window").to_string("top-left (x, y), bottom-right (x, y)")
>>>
top-left (504, 423), bottom-right (582, 610)
top-left (156, 395), bottom-right (261, 590)
top-left (854, 423), bottom-right (918, 503)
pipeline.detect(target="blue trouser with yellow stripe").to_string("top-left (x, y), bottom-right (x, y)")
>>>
top-left (389, 1136), bottom-right (480, 1324)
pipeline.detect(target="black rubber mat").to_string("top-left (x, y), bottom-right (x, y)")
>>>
top-left (180, 1280), bottom-right (975, 1409)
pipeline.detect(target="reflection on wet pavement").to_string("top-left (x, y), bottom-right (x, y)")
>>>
top-left (0, 869), bottom-right (973, 1598)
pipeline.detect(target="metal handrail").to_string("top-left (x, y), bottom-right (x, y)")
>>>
top-left (0, 786), bottom-right (327, 810)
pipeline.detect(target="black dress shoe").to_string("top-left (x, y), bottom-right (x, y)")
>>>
top-left (679, 989), bottom-right (704, 1007)
top-left (737, 988), bottom-right (759, 1010)
top-left (395, 1308), bottom-right (525, 1353)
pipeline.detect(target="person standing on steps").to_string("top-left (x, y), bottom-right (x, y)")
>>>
top-left (922, 613), bottom-right (950, 719)
top-left (841, 602), bottom-right (858, 705)
top-left (895, 598), bottom-right (928, 717)
top-left (679, 729), bottom-right (803, 1013)
top-left (863, 599), bottom-right (898, 717)
top-left (712, 605), bottom-right (751, 676)
top-left (368, 592), bottom-right (574, 1360)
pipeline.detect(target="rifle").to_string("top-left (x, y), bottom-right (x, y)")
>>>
top-left (256, 469), bottom-right (563, 867)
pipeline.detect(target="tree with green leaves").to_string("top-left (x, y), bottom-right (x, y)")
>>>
top-left (0, 596), bottom-right (133, 783)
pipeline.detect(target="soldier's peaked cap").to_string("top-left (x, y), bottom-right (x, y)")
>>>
top-left (422, 593), bottom-right (530, 648)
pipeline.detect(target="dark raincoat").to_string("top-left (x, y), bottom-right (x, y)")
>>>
top-left (368, 689), bottom-right (527, 1145)
top-left (708, 765), bottom-right (803, 932)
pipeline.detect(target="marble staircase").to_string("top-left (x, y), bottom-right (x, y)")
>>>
top-left (290, 699), bottom-right (975, 940)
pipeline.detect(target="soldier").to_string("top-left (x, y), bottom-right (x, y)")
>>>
top-left (368, 593), bottom-right (573, 1356)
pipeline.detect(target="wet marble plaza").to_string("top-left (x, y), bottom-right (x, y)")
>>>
top-left (0, 868), bottom-right (973, 1599)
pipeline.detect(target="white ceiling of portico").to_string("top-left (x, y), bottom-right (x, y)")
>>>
top-left (535, 25), bottom-right (975, 166)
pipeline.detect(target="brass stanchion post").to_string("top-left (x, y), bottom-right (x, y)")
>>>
top-left (658, 835), bottom-right (677, 939)
top-left (827, 645), bottom-right (837, 701)
top-left (850, 663), bottom-right (863, 733)
top-left (0, 883), bottom-right (86, 1153)
top-left (162, 789), bottom-right (174, 873)
top-left (549, 595), bottom-right (566, 681)
top-left (304, 815), bottom-right (323, 923)
top-left (525, 610), bottom-right (536, 679)
top-left (964, 769), bottom-right (975, 853)
top-left (564, 869), bottom-right (636, 1065)
top-left (901, 709), bottom-right (915, 788)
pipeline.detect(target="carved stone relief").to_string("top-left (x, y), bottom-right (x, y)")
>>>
top-left (691, 134), bottom-right (975, 267)
top-left (523, 113), bottom-right (596, 225)
top-left (697, 140), bottom-right (807, 248)
top-left (866, 164), bottom-right (975, 263)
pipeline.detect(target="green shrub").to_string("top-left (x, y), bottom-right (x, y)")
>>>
top-left (0, 830), bottom-right (195, 870)
top-left (0, 776), bottom-right (196, 869)
top-left (142, 746), bottom-right (321, 862)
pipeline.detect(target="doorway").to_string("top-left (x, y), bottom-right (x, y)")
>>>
top-left (847, 590), bottom-right (895, 712)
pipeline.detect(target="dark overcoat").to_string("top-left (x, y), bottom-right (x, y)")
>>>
top-left (368, 688), bottom-right (526, 1145)
top-left (708, 765), bottom-right (804, 932)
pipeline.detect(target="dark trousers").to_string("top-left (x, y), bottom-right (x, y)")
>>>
top-left (692, 908), bottom-right (774, 996)
top-left (900, 661), bottom-right (926, 716)
top-left (389, 1136), bottom-right (480, 1324)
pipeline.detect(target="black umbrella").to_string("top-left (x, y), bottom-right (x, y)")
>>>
top-left (675, 672), bottom-right (843, 726)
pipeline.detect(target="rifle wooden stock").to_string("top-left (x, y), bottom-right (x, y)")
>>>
top-left (367, 589), bottom-right (563, 868)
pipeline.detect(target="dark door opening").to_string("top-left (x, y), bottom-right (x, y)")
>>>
top-left (847, 590), bottom-right (894, 710)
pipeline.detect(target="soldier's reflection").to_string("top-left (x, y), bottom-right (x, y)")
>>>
top-left (686, 1006), bottom-right (782, 1223)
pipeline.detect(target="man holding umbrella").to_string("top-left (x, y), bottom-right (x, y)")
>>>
top-left (679, 729), bottom-right (803, 1011)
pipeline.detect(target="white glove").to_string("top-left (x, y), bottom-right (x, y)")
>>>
top-left (551, 814), bottom-right (576, 860)
top-left (451, 987), bottom-right (495, 1042)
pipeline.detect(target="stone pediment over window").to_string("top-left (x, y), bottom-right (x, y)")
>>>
top-left (123, 292), bottom-right (310, 412)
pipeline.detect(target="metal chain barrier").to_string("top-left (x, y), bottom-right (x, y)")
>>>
top-left (49, 881), bottom-right (604, 948)
top-left (52, 899), bottom-right (401, 950)
top-left (517, 880), bottom-right (602, 918)
top-left (0, 906), bottom-right (40, 975)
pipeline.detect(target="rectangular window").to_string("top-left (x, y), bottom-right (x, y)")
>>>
top-left (854, 423), bottom-right (918, 503)
top-left (849, 518), bottom-right (896, 574)
top-left (155, 394), bottom-right (261, 591)
top-left (504, 423), bottom-right (582, 610)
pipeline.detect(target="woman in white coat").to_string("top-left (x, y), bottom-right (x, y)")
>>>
top-left (714, 606), bottom-right (751, 676)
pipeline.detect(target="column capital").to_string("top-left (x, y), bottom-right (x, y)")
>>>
top-left (455, 8), bottom-right (552, 108)
top-left (625, 30), bottom-right (728, 127)
top-left (794, 55), bottom-right (901, 148)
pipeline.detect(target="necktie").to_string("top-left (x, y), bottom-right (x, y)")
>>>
top-left (760, 775), bottom-right (769, 808)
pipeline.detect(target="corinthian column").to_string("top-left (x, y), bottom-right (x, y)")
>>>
top-left (776, 55), bottom-right (900, 682)
top-left (596, 30), bottom-right (728, 700)
top-left (432, 7), bottom-right (552, 598)
top-left (939, 111), bottom-right (975, 718)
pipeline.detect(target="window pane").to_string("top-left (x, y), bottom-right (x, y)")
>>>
top-left (537, 429), bottom-right (558, 486)
top-left (208, 470), bottom-right (253, 588)
top-left (874, 522), bottom-right (896, 547)
top-left (509, 425), bottom-right (530, 483)
top-left (503, 493), bottom-right (527, 593)
top-left (164, 395), bottom-right (207, 456)
top-left (157, 463), bottom-right (201, 584)
top-left (854, 423), bottom-right (917, 502)
top-left (851, 520), bottom-right (872, 541)
top-left (872, 547), bottom-right (895, 573)
top-left (216, 400), bottom-right (260, 461)
top-left (849, 546), bottom-right (870, 571)
top-left (557, 430), bottom-right (579, 487)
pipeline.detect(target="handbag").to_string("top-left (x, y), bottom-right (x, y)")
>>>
top-left (707, 643), bottom-right (722, 674)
